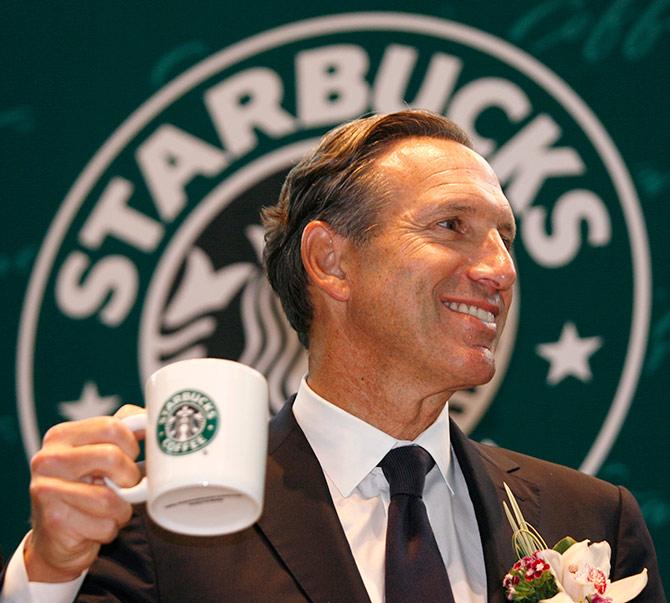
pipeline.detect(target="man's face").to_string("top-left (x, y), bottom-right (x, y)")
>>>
top-left (340, 136), bottom-right (517, 393)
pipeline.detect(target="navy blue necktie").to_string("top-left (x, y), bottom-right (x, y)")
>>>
top-left (380, 446), bottom-right (456, 603)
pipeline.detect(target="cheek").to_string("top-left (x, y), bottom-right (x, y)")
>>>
top-left (498, 291), bottom-right (515, 329)
top-left (503, 288), bottom-right (514, 308)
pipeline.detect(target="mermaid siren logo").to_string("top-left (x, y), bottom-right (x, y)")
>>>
top-left (157, 389), bottom-right (219, 455)
top-left (146, 224), bottom-right (306, 414)
top-left (19, 14), bottom-right (648, 476)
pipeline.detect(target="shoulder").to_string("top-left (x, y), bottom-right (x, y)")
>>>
top-left (474, 440), bottom-right (620, 498)
top-left (472, 441), bottom-right (630, 532)
top-left (471, 441), bottom-right (646, 545)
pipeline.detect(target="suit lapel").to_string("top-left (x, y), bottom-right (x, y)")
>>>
top-left (257, 402), bottom-right (371, 603)
top-left (450, 420), bottom-right (541, 603)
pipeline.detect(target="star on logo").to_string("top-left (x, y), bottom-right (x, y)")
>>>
top-left (536, 322), bottom-right (603, 385)
top-left (58, 381), bottom-right (121, 420)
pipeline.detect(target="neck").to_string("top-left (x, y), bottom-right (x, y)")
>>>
top-left (307, 344), bottom-right (453, 440)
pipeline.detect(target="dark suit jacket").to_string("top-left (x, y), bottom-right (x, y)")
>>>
top-left (21, 401), bottom-right (670, 601)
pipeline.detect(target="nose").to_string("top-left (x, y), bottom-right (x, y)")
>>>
top-left (468, 229), bottom-right (517, 291)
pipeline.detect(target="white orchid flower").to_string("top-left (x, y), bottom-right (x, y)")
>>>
top-left (538, 540), bottom-right (648, 602)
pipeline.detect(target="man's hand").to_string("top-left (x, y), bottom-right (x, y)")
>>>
top-left (24, 405), bottom-right (144, 582)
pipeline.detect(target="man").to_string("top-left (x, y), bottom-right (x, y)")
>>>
top-left (1, 110), bottom-right (664, 601)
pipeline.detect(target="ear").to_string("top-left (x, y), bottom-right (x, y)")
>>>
top-left (301, 220), bottom-right (350, 302)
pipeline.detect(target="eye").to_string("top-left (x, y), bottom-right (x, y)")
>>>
top-left (436, 218), bottom-right (463, 232)
top-left (499, 231), bottom-right (515, 251)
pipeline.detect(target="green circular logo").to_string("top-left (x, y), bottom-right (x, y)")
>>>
top-left (156, 389), bottom-right (219, 455)
top-left (17, 13), bottom-right (650, 476)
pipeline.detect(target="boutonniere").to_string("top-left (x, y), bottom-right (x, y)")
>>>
top-left (501, 483), bottom-right (648, 602)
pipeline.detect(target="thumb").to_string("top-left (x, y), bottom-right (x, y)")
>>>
top-left (114, 404), bottom-right (144, 420)
top-left (113, 404), bottom-right (146, 442)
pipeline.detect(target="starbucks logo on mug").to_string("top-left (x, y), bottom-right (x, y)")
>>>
top-left (156, 390), bottom-right (219, 455)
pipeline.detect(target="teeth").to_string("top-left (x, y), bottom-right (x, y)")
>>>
top-left (445, 302), bottom-right (495, 323)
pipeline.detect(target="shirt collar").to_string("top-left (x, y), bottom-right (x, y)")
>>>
top-left (292, 377), bottom-right (453, 497)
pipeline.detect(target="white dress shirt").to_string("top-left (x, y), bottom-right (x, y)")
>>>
top-left (293, 378), bottom-right (487, 603)
top-left (1, 378), bottom-right (487, 602)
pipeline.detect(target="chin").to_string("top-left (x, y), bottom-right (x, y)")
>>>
top-left (465, 365), bottom-right (496, 387)
top-left (477, 364), bottom-right (496, 385)
top-left (456, 350), bottom-right (497, 387)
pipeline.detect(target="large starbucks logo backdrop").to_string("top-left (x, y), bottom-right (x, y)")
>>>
top-left (17, 13), bottom-right (650, 475)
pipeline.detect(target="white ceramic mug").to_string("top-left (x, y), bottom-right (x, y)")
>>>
top-left (106, 358), bottom-right (269, 536)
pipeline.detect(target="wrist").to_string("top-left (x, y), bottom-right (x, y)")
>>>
top-left (23, 531), bottom-right (88, 583)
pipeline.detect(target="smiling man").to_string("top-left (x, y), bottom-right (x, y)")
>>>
top-left (289, 135), bottom-right (516, 440)
top-left (1, 110), bottom-right (665, 602)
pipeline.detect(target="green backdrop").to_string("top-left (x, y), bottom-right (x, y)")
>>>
top-left (3, 0), bottom-right (669, 592)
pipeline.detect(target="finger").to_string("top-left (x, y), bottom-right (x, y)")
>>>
top-left (31, 443), bottom-right (141, 486)
top-left (42, 416), bottom-right (140, 459)
top-left (61, 507), bottom-right (123, 545)
top-left (32, 476), bottom-right (134, 527)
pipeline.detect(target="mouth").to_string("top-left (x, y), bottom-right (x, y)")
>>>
top-left (443, 301), bottom-right (496, 324)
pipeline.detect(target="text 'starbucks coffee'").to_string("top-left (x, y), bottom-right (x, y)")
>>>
top-left (18, 13), bottom-right (649, 476)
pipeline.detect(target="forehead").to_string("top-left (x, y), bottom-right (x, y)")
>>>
top-left (375, 136), bottom-right (514, 225)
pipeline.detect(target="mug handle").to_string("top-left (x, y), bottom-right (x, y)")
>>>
top-left (103, 413), bottom-right (148, 504)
